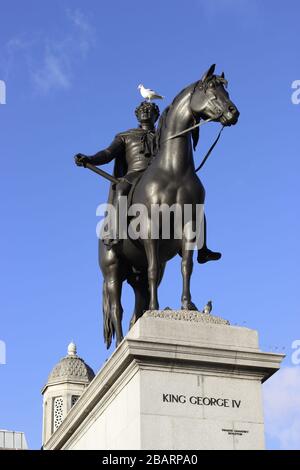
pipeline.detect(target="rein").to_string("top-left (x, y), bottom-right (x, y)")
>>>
top-left (164, 116), bottom-right (224, 173)
top-left (195, 125), bottom-right (224, 172)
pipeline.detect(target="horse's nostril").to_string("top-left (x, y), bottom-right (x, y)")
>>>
top-left (228, 105), bottom-right (236, 114)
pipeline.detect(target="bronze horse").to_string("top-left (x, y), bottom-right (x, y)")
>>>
top-left (100, 64), bottom-right (239, 348)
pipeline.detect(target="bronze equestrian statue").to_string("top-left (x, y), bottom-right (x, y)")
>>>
top-left (75, 65), bottom-right (239, 349)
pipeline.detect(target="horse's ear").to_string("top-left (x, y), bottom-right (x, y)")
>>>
top-left (221, 71), bottom-right (225, 79)
top-left (201, 64), bottom-right (216, 82)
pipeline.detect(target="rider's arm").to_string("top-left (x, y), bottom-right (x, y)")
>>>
top-left (86, 135), bottom-right (125, 166)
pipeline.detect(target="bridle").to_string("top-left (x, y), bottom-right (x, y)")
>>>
top-left (163, 78), bottom-right (226, 173)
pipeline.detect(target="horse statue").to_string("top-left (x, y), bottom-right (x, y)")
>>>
top-left (100, 64), bottom-right (239, 348)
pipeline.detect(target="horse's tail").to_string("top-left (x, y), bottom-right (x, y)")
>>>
top-left (102, 280), bottom-right (114, 349)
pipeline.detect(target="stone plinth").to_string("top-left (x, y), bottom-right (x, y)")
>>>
top-left (43, 311), bottom-right (284, 450)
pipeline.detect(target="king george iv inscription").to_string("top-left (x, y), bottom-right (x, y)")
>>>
top-left (162, 394), bottom-right (241, 408)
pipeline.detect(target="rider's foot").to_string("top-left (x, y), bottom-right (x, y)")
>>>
top-left (197, 248), bottom-right (222, 264)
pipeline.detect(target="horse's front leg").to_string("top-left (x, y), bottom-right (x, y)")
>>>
top-left (181, 239), bottom-right (198, 311)
top-left (143, 239), bottom-right (159, 310)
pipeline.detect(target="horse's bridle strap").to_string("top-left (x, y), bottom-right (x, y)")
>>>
top-left (163, 116), bottom-right (224, 173)
top-left (195, 126), bottom-right (224, 173)
top-left (163, 117), bottom-right (214, 142)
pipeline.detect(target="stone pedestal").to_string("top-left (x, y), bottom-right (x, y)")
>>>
top-left (43, 311), bottom-right (284, 450)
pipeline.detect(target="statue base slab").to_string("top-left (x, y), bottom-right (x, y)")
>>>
top-left (44, 310), bottom-right (284, 450)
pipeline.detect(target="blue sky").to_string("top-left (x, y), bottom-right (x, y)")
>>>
top-left (0, 0), bottom-right (300, 450)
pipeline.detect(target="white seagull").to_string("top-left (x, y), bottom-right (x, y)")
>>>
top-left (138, 84), bottom-right (164, 102)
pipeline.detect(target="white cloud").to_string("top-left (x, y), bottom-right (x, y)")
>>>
top-left (0, 37), bottom-right (32, 80)
top-left (66, 8), bottom-right (95, 56)
top-left (264, 366), bottom-right (300, 449)
top-left (32, 9), bottom-right (94, 93)
top-left (1, 9), bottom-right (95, 94)
top-left (32, 46), bottom-right (71, 92)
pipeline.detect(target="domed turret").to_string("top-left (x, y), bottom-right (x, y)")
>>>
top-left (46, 342), bottom-right (95, 386)
top-left (42, 343), bottom-right (95, 446)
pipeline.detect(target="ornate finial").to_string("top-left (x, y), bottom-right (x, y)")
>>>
top-left (67, 341), bottom-right (77, 357)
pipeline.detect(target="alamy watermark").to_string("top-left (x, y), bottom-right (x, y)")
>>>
top-left (291, 80), bottom-right (300, 105)
top-left (0, 80), bottom-right (6, 105)
top-left (96, 199), bottom-right (205, 250)
top-left (291, 339), bottom-right (300, 365)
top-left (0, 340), bottom-right (6, 365)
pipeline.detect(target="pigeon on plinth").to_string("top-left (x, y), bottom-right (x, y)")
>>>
top-left (203, 300), bottom-right (213, 315)
top-left (138, 84), bottom-right (164, 102)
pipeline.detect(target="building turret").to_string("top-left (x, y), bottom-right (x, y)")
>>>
top-left (42, 342), bottom-right (95, 446)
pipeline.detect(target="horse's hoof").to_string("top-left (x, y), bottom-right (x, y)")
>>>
top-left (181, 301), bottom-right (198, 311)
top-left (115, 336), bottom-right (124, 348)
top-left (149, 303), bottom-right (159, 311)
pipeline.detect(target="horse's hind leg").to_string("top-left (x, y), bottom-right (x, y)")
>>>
top-left (181, 239), bottom-right (198, 311)
top-left (106, 276), bottom-right (124, 347)
top-left (128, 273), bottom-right (150, 329)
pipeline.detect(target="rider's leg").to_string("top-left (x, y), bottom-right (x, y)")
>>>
top-left (197, 214), bottom-right (222, 264)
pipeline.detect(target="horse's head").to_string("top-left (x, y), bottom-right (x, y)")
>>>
top-left (190, 64), bottom-right (239, 126)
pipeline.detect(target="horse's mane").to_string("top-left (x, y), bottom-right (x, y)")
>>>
top-left (155, 81), bottom-right (200, 153)
top-left (155, 106), bottom-right (170, 153)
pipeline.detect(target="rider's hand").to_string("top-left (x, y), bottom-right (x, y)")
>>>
top-left (74, 153), bottom-right (89, 167)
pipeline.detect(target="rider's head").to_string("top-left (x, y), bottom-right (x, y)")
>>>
top-left (135, 101), bottom-right (160, 127)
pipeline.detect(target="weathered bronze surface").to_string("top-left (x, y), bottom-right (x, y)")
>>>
top-left (75, 65), bottom-right (239, 348)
